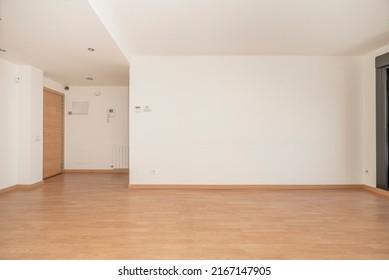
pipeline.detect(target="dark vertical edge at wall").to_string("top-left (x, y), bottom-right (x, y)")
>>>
top-left (376, 52), bottom-right (389, 190)
top-left (376, 69), bottom-right (387, 189)
top-left (386, 68), bottom-right (389, 191)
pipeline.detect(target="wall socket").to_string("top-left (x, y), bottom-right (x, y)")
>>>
top-left (151, 169), bottom-right (156, 174)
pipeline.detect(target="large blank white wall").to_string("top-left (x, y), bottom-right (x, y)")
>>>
top-left (65, 86), bottom-right (129, 169)
top-left (0, 58), bottom-right (18, 189)
top-left (130, 56), bottom-right (363, 185)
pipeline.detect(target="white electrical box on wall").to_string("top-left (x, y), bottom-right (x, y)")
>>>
top-left (72, 102), bottom-right (89, 115)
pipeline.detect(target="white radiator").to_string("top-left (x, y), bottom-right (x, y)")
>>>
top-left (111, 146), bottom-right (129, 169)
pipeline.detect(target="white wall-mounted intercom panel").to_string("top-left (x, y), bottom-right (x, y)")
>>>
top-left (107, 108), bottom-right (115, 117)
top-left (107, 108), bottom-right (115, 123)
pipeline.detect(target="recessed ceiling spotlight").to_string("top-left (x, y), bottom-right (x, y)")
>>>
top-left (0, 49), bottom-right (6, 52)
top-left (87, 48), bottom-right (95, 51)
top-left (86, 77), bottom-right (94, 80)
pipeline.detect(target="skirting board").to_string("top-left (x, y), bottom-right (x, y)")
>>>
top-left (128, 184), bottom-right (365, 190)
top-left (0, 181), bottom-right (45, 195)
top-left (364, 185), bottom-right (389, 198)
top-left (65, 169), bottom-right (129, 174)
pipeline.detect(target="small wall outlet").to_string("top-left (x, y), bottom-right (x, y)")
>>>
top-left (151, 169), bottom-right (156, 174)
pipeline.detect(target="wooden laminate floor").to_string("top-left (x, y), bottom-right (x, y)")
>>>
top-left (0, 173), bottom-right (389, 260)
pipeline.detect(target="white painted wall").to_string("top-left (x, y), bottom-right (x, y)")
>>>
top-left (65, 86), bottom-right (129, 169)
top-left (43, 77), bottom-right (65, 94)
top-left (17, 66), bottom-right (43, 184)
top-left (362, 43), bottom-right (389, 187)
top-left (0, 58), bottom-right (18, 190)
top-left (0, 60), bottom-right (44, 189)
top-left (29, 67), bottom-right (44, 183)
top-left (130, 56), bottom-right (363, 185)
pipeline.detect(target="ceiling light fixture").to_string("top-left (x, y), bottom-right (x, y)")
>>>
top-left (86, 77), bottom-right (94, 80)
top-left (87, 48), bottom-right (95, 51)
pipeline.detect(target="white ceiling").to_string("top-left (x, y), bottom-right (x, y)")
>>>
top-left (0, 0), bottom-right (129, 86)
top-left (1, 0), bottom-right (389, 86)
top-left (89, 0), bottom-right (389, 59)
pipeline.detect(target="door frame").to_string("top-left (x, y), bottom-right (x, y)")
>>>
top-left (43, 87), bottom-right (65, 179)
top-left (376, 53), bottom-right (389, 191)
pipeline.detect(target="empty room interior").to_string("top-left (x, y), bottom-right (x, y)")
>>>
top-left (1, 0), bottom-right (389, 260)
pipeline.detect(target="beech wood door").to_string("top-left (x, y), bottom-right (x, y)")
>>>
top-left (43, 89), bottom-right (64, 179)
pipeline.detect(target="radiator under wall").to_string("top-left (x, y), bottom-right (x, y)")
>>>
top-left (112, 146), bottom-right (129, 169)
